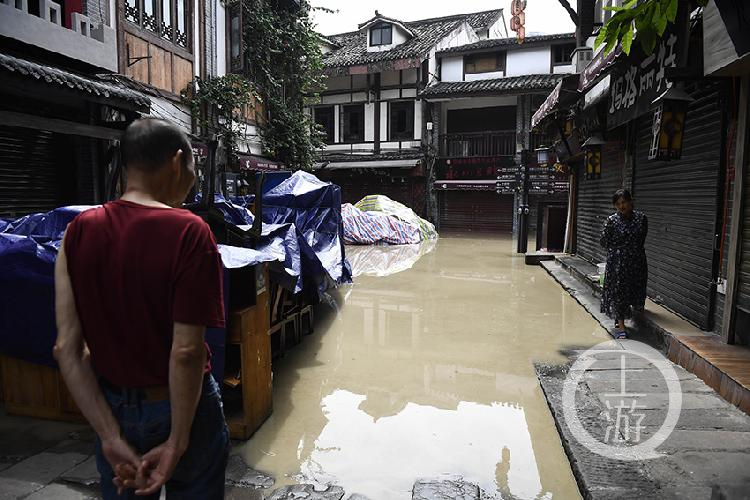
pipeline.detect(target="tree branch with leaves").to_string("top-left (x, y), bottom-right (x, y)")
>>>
top-left (596, 0), bottom-right (707, 56)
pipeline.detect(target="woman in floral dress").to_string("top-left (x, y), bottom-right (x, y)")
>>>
top-left (600, 189), bottom-right (648, 339)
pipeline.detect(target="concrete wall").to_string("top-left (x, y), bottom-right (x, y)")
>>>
top-left (442, 56), bottom-right (463, 82)
top-left (0, 2), bottom-right (117, 71)
top-left (506, 46), bottom-right (551, 77)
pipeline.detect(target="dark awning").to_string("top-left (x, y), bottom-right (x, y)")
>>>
top-left (530, 74), bottom-right (580, 129)
top-left (0, 53), bottom-right (150, 112)
top-left (578, 45), bottom-right (622, 91)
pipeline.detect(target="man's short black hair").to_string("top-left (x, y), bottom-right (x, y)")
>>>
top-left (612, 188), bottom-right (632, 205)
top-left (121, 118), bottom-right (192, 172)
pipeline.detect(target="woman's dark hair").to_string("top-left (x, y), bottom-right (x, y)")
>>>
top-left (612, 189), bottom-right (632, 205)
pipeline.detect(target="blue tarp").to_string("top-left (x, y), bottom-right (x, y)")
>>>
top-left (261, 171), bottom-right (352, 293)
top-left (0, 172), bottom-right (351, 368)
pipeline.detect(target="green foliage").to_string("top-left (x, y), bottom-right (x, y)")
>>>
top-left (236, 0), bottom-right (325, 170)
top-left (181, 74), bottom-right (258, 160)
top-left (596, 0), bottom-right (708, 56)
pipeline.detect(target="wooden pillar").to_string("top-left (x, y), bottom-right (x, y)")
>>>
top-left (373, 72), bottom-right (381, 154)
top-left (722, 76), bottom-right (749, 344)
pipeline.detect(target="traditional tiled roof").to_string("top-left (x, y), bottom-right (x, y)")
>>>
top-left (0, 53), bottom-right (150, 110)
top-left (436, 33), bottom-right (575, 56)
top-left (323, 9), bottom-right (503, 70)
top-left (420, 74), bottom-right (563, 98)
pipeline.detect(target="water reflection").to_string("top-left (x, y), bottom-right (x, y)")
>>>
top-left (236, 237), bottom-right (606, 499)
top-left (346, 238), bottom-right (438, 278)
top-left (300, 389), bottom-right (543, 499)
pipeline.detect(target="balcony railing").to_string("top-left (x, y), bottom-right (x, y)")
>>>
top-left (439, 131), bottom-right (516, 158)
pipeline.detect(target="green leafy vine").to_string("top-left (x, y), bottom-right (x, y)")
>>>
top-left (181, 74), bottom-right (257, 161)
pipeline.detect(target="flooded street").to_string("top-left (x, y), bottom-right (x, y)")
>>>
top-left (235, 235), bottom-right (610, 499)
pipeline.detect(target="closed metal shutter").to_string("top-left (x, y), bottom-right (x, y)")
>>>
top-left (0, 126), bottom-right (59, 218)
top-left (634, 82), bottom-right (723, 329)
top-left (736, 127), bottom-right (750, 313)
top-left (324, 174), bottom-right (417, 211)
top-left (575, 140), bottom-right (626, 263)
top-left (439, 191), bottom-right (514, 233)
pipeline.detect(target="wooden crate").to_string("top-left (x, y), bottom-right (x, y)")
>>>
top-left (0, 355), bottom-right (83, 422)
top-left (225, 268), bottom-right (273, 440)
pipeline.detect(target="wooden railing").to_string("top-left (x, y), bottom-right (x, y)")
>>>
top-left (438, 131), bottom-right (516, 158)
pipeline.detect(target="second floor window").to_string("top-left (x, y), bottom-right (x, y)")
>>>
top-left (126, 0), bottom-right (189, 49)
top-left (370, 22), bottom-right (392, 46)
top-left (464, 52), bottom-right (505, 74)
top-left (341, 104), bottom-right (365, 143)
top-left (390, 101), bottom-right (414, 141)
top-left (314, 106), bottom-right (335, 144)
top-left (228, 3), bottom-right (244, 73)
top-left (553, 43), bottom-right (576, 65)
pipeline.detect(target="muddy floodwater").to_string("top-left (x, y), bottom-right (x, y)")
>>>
top-left (235, 236), bottom-right (610, 499)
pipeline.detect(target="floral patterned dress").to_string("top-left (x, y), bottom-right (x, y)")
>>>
top-left (600, 210), bottom-right (648, 321)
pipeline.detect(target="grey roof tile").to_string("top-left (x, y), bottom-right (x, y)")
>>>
top-left (323, 9), bottom-right (503, 70)
top-left (436, 33), bottom-right (575, 56)
top-left (0, 53), bottom-right (151, 109)
top-left (419, 74), bottom-right (563, 97)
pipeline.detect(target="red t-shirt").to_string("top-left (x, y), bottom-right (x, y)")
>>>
top-left (64, 200), bottom-right (225, 388)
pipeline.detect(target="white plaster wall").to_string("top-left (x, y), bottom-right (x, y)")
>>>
top-left (352, 91), bottom-right (367, 102)
top-left (465, 70), bottom-right (505, 81)
top-left (506, 46), bottom-right (551, 77)
top-left (380, 102), bottom-right (388, 141)
top-left (435, 21), bottom-right (478, 51)
top-left (428, 49), bottom-right (438, 86)
top-left (366, 23), bottom-right (410, 52)
top-left (216, 1), bottom-right (226, 76)
top-left (365, 103), bottom-right (375, 141)
top-left (414, 100), bottom-right (423, 140)
top-left (553, 64), bottom-right (574, 74)
top-left (401, 88), bottom-right (417, 98)
top-left (193, 0), bottom-right (200, 77)
top-left (489, 16), bottom-right (507, 39)
top-left (382, 70), bottom-right (400, 86)
top-left (442, 57), bottom-right (463, 82)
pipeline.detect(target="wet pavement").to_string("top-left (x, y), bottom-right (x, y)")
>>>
top-left (234, 235), bottom-right (610, 499)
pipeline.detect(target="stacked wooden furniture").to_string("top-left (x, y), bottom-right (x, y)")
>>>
top-left (268, 283), bottom-right (315, 358)
top-left (223, 264), bottom-right (273, 440)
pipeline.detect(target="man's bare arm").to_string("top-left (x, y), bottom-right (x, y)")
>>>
top-left (134, 322), bottom-right (205, 495)
top-left (54, 235), bottom-right (139, 472)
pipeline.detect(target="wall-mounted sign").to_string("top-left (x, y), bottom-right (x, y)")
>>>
top-left (435, 156), bottom-right (516, 180)
top-left (607, 27), bottom-right (685, 130)
top-left (239, 154), bottom-right (282, 171)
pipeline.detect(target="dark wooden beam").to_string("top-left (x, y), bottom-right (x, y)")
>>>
top-left (0, 111), bottom-right (124, 141)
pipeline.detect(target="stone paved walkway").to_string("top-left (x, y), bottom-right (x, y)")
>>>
top-left (538, 260), bottom-right (750, 499)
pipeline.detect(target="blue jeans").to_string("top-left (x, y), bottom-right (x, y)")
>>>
top-left (96, 375), bottom-right (230, 499)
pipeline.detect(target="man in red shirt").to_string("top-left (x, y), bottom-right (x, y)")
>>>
top-left (54, 118), bottom-right (228, 498)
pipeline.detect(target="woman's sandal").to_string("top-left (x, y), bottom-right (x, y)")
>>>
top-left (615, 330), bottom-right (628, 340)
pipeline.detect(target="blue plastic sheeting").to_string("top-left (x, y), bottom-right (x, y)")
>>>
top-left (0, 205), bottom-right (278, 371)
top-left (261, 171), bottom-right (352, 293)
top-left (188, 194), bottom-right (255, 226)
